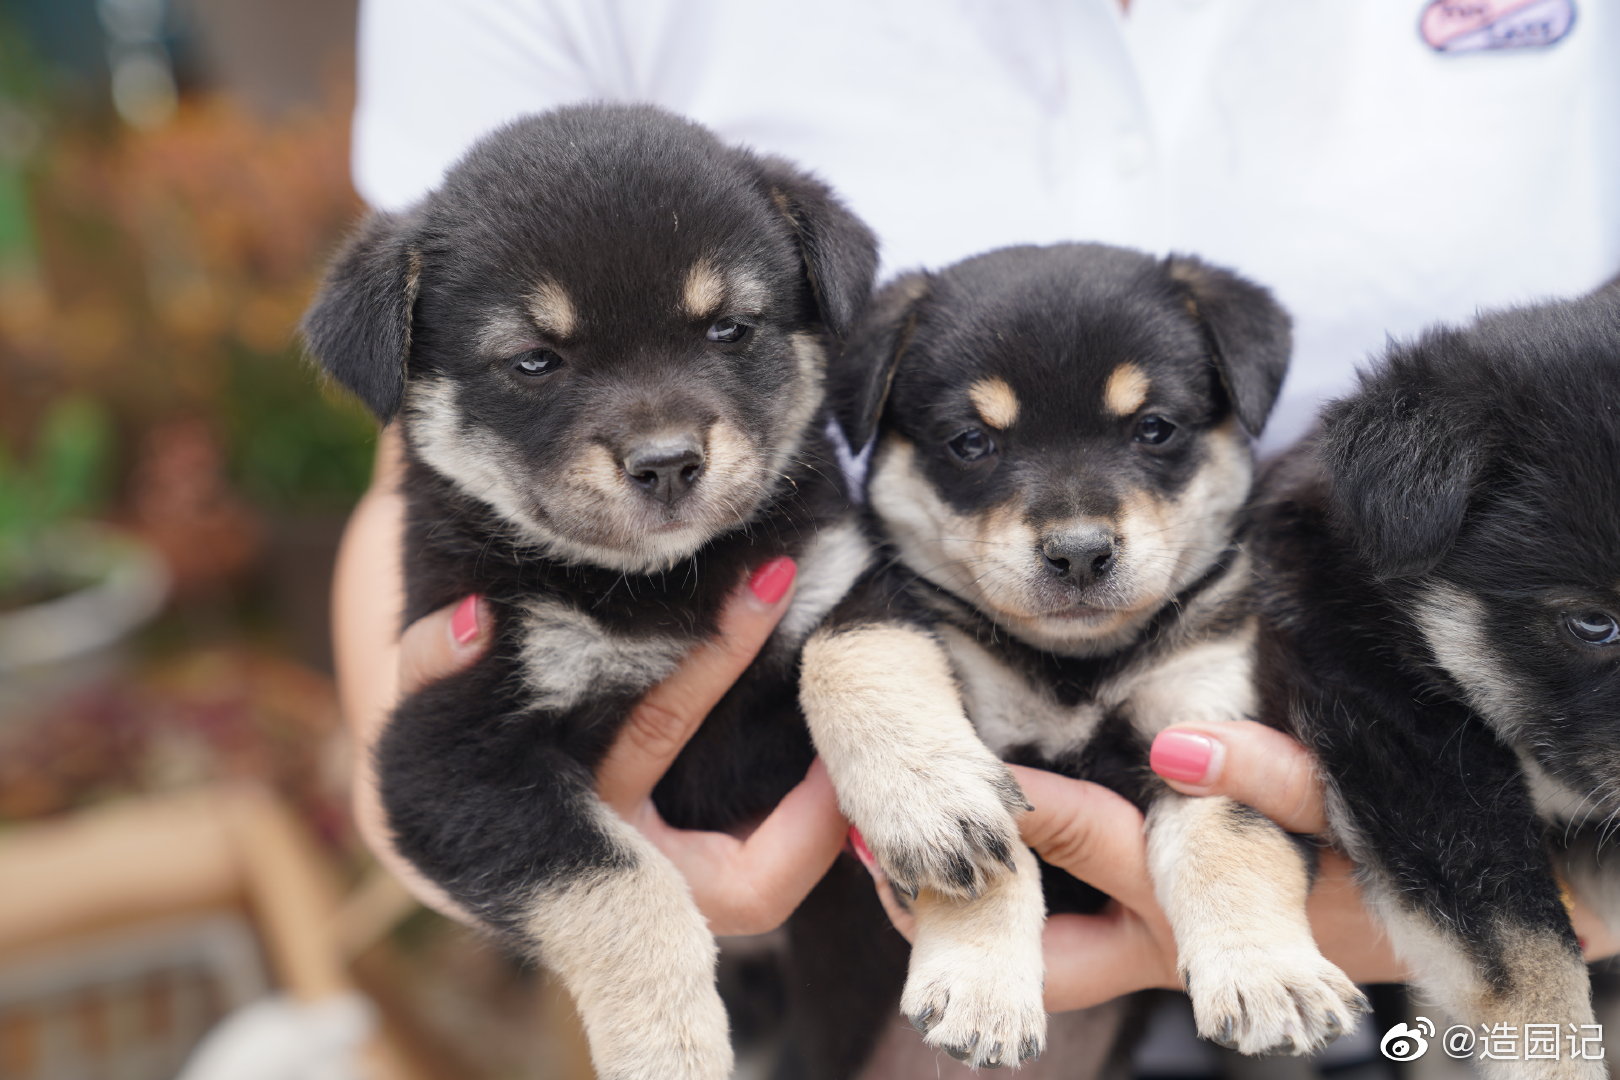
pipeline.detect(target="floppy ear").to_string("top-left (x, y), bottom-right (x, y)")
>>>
top-left (1317, 351), bottom-right (1485, 579)
top-left (753, 157), bottom-right (879, 342)
top-left (300, 211), bottom-right (420, 423)
top-left (828, 272), bottom-right (930, 453)
top-left (1166, 254), bottom-right (1292, 436)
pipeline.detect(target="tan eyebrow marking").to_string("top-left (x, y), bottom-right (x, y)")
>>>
top-left (968, 377), bottom-right (1020, 429)
top-left (682, 258), bottom-right (772, 321)
top-left (1104, 362), bottom-right (1151, 417)
top-left (528, 279), bottom-right (576, 339)
top-left (682, 259), bottom-right (726, 320)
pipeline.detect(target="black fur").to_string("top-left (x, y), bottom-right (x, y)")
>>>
top-left (302, 105), bottom-right (879, 1078)
top-left (1255, 287), bottom-right (1620, 1066)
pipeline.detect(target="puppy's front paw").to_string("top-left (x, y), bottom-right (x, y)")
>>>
top-left (1185, 947), bottom-right (1367, 1055)
top-left (848, 752), bottom-right (1027, 899)
top-left (903, 936), bottom-right (1046, 1069)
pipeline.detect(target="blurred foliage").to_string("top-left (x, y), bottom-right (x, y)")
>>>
top-left (0, 395), bottom-right (113, 599)
top-left (0, 87), bottom-right (374, 521)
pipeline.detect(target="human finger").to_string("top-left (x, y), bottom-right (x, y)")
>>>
top-left (1150, 720), bottom-right (1328, 835)
top-left (597, 557), bottom-right (796, 816)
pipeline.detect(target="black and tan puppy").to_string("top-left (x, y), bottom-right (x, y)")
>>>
top-left (302, 105), bottom-right (879, 1080)
top-left (1254, 287), bottom-right (1620, 1080)
top-left (802, 243), bottom-right (1367, 1066)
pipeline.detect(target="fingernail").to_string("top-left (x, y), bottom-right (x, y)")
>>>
top-left (1150, 730), bottom-right (1217, 784)
top-left (849, 826), bottom-right (875, 870)
top-left (747, 556), bottom-right (797, 605)
top-left (451, 594), bottom-right (483, 645)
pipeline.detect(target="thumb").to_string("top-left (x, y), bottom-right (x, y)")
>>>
top-left (397, 594), bottom-right (492, 700)
top-left (598, 557), bottom-right (797, 815)
top-left (1149, 720), bottom-right (1327, 834)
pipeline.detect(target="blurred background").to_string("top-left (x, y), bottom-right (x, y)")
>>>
top-left (0, 2), bottom-right (589, 1076)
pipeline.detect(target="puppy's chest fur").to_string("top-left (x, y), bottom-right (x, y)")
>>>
top-left (915, 548), bottom-right (1259, 804)
top-left (398, 434), bottom-right (869, 829)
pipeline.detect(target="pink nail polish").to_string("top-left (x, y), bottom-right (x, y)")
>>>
top-left (849, 826), bottom-right (875, 870)
top-left (1151, 731), bottom-right (1215, 783)
top-left (748, 557), bottom-right (797, 605)
top-left (451, 594), bottom-right (482, 645)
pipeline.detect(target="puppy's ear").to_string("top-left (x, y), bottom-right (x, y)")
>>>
top-left (301, 211), bottom-right (420, 423)
top-left (1166, 254), bottom-right (1292, 436)
top-left (753, 157), bottom-right (879, 341)
top-left (1317, 350), bottom-right (1485, 579)
top-left (829, 272), bottom-right (930, 452)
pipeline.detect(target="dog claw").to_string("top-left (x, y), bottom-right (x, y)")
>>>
top-left (982, 1041), bottom-right (1004, 1068)
top-left (909, 1006), bottom-right (935, 1034)
top-left (1019, 1035), bottom-right (1042, 1063)
top-left (943, 1033), bottom-right (980, 1063)
top-left (1215, 1018), bottom-right (1237, 1049)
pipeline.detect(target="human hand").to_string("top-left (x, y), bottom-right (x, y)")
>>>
top-left (856, 721), bottom-right (1393, 1013)
top-left (861, 720), bottom-right (1620, 1012)
top-left (347, 556), bottom-right (847, 936)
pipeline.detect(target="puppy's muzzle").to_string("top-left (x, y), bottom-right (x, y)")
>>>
top-left (622, 433), bottom-right (706, 507)
top-left (1040, 528), bottom-right (1116, 585)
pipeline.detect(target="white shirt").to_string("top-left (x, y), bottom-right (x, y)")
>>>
top-left (354, 0), bottom-right (1619, 451)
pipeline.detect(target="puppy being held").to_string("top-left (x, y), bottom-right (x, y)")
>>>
top-left (1255, 286), bottom-right (1620, 1080)
top-left (302, 105), bottom-right (879, 1080)
top-left (803, 242), bottom-right (1366, 1066)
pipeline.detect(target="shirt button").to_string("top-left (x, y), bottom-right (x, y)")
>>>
top-left (1116, 131), bottom-right (1153, 176)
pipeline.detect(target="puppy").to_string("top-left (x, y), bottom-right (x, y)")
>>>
top-left (301, 105), bottom-right (878, 1080)
top-left (802, 242), bottom-right (1367, 1067)
top-left (1254, 286), bottom-right (1620, 1080)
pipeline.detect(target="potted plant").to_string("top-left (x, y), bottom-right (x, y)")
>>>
top-left (0, 396), bottom-right (169, 682)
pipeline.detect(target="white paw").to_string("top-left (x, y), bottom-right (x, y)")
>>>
top-left (1185, 947), bottom-right (1366, 1055)
top-left (847, 751), bottom-right (1028, 900)
top-left (902, 935), bottom-right (1046, 1069)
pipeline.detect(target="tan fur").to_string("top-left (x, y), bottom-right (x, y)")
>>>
top-left (515, 596), bottom-right (686, 711)
top-left (528, 278), bottom-right (577, 339)
top-left (868, 429), bottom-right (1252, 656)
top-left (524, 803), bottom-right (731, 1080)
top-left (1104, 362), bottom-right (1151, 417)
top-left (800, 623), bottom-right (1026, 899)
top-left (902, 843), bottom-right (1048, 1067)
top-left (968, 377), bottom-right (1020, 429)
top-left (1365, 899), bottom-right (1599, 1079)
top-left (681, 259), bottom-right (726, 319)
top-left (1413, 584), bottom-right (1527, 736)
top-left (1147, 794), bottom-right (1365, 1054)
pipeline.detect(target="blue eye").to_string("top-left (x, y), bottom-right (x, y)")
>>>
top-left (706, 318), bottom-right (749, 343)
top-left (514, 349), bottom-right (562, 376)
top-left (1565, 612), bottom-right (1620, 646)
top-left (948, 428), bottom-right (996, 463)
top-left (1133, 415), bottom-right (1177, 445)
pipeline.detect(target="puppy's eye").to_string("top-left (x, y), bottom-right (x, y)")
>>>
top-left (1565, 611), bottom-right (1620, 646)
top-left (1134, 415), bottom-right (1177, 445)
top-left (706, 318), bottom-right (749, 344)
top-left (947, 428), bottom-right (996, 463)
top-left (513, 349), bottom-right (563, 377)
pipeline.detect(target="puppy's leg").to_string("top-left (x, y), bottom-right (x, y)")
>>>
top-left (901, 843), bottom-right (1049, 1069)
top-left (801, 619), bottom-right (1046, 1068)
top-left (1304, 694), bottom-right (1600, 1080)
top-left (1146, 792), bottom-right (1365, 1054)
top-left (523, 804), bottom-right (732, 1080)
top-left (381, 681), bottom-right (731, 1080)
top-left (800, 620), bottom-right (1028, 900)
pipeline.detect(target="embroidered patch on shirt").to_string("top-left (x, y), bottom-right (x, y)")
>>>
top-left (1420, 0), bottom-right (1576, 53)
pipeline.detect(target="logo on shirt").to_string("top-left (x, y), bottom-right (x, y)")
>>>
top-left (1420, 0), bottom-right (1576, 53)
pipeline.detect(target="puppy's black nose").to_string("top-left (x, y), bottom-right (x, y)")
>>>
top-left (623, 436), bottom-right (705, 505)
top-left (1041, 533), bottom-right (1116, 583)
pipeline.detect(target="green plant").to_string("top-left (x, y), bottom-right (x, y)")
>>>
top-left (0, 395), bottom-right (113, 603)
